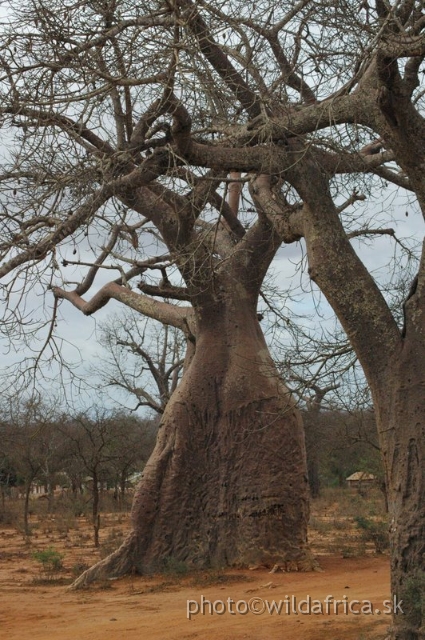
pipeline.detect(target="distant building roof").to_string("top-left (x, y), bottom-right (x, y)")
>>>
top-left (128, 472), bottom-right (143, 485)
top-left (346, 471), bottom-right (376, 482)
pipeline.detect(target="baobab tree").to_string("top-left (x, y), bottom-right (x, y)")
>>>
top-left (0, 0), bottom-right (313, 585)
top-left (1, 2), bottom-right (425, 638)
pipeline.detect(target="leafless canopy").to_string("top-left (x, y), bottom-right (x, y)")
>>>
top-left (0, 0), bottom-right (423, 385)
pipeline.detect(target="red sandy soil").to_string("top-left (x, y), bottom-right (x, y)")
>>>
top-left (1, 538), bottom-right (390, 640)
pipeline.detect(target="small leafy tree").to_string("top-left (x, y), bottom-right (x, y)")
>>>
top-left (33, 547), bottom-right (64, 579)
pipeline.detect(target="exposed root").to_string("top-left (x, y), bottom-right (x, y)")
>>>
top-left (69, 533), bottom-right (138, 590)
top-left (69, 533), bottom-right (321, 589)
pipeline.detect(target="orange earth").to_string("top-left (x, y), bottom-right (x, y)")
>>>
top-left (0, 512), bottom-right (391, 640)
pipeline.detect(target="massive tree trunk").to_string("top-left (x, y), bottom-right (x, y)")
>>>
top-left (365, 63), bottom-right (425, 639)
top-left (370, 69), bottom-right (425, 639)
top-left (376, 279), bottom-right (425, 640)
top-left (71, 292), bottom-right (314, 587)
top-left (294, 159), bottom-right (425, 640)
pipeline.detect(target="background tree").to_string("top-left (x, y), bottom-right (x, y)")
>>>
top-left (1, 3), bottom-right (425, 638)
top-left (298, 382), bottom-right (340, 498)
top-left (60, 408), bottom-right (145, 547)
top-left (104, 412), bottom-right (158, 506)
top-left (0, 398), bottom-right (60, 535)
top-left (275, 315), bottom-right (376, 498)
top-left (0, 455), bottom-right (17, 513)
top-left (95, 311), bottom-right (185, 413)
top-left (314, 408), bottom-right (382, 490)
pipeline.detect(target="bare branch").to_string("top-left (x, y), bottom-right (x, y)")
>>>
top-left (52, 283), bottom-right (192, 333)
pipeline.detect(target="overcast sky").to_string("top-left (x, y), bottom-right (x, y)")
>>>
top-left (0, 176), bottom-right (422, 415)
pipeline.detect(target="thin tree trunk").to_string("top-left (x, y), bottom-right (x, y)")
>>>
top-left (92, 473), bottom-right (100, 548)
top-left (71, 299), bottom-right (315, 587)
top-left (23, 483), bottom-right (31, 536)
top-left (307, 453), bottom-right (320, 499)
top-left (120, 472), bottom-right (126, 499)
top-left (304, 414), bottom-right (322, 499)
top-left (47, 474), bottom-right (55, 513)
top-left (119, 471), bottom-right (127, 509)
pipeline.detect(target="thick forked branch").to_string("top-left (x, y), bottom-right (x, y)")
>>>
top-left (225, 214), bottom-right (281, 297)
top-left (128, 99), bottom-right (169, 152)
top-left (227, 171), bottom-right (243, 217)
top-left (250, 92), bottom-right (369, 140)
top-left (293, 162), bottom-right (401, 391)
top-left (137, 281), bottom-right (191, 301)
top-left (52, 282), bottom-right (193, 333)
top-left (177, 0), bottom-right (262, 118)
top-left (75, 227), bottom-right (121, 296)
top-left (250, 174), bottom-right (303, 242)
top-left (380, 33), bottom-right (425, 58)
top-left (183, 132), bottom-right (393, 179)
top-left (174, 168), bottom-right (246, 239)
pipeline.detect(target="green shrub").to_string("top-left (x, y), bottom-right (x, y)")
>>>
top-left (32, 547), bottom-right (64, 575)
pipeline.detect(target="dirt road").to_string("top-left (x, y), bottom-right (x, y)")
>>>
top-left (1, 555), bottom-right (390, 640)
